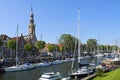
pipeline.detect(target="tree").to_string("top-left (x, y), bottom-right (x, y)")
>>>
top-left (86, 39), bottom-right (97, 53)
top-left (24, 43), bottom-right (32, 58)
top-left (0, 38), bottom-right (3, 47)
top-left (54, 44), bottom-right (59, 52)
top-left (46, 44), bottom-right (56, 52)
top-left (0, 38), bottom-right (3, 58)
top-left (35, 40), bottom-right (46, 52)
top-left (58, 44), bottom-right (64, 53)
top-left (0, 37), bottom-right (3, 52)
top-left (58, 34), bottom-right (77, 54)
top-left (7, 39), bottom-right (16, 57)
top-left (7, 39), bottom-right (16, 50)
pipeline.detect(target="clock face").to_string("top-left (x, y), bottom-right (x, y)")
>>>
top-left (29, 28), bottom-right (33, 34)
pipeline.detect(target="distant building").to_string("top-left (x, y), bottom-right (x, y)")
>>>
top-left (0, 34), bottom-right (10, 58)
top-left (8, 8), bottom-right (38, 52)
top-left (0, 8), bottom-right (38, 58)
top-left (12, 8), bottom-right (37, 46)
top-left (24, 8), bottom-right (37, 44)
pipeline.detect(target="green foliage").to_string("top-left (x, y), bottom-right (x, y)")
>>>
top-left (86, 39), bottom-right (97, 52)
top-left (96, 68), bottom-right (104, 77)
top-left (93, 68), bottom-right (120, 80)
top-left (0, 38), bottom-right (3, 47)
top-left (58, 34), bottom-right (77, 53)
top-left (58, 44), bottom-right (64, 52)
top-left (24, 43), bottom-right (32, 51)
top-left (55, 45), bottom-right (59, 52)
top-left (7, 39), bottom-right (16, 50)
top-left (47, 44), bottom-right (56, 52)
top-left (35, 40), bottom-right (46, 50)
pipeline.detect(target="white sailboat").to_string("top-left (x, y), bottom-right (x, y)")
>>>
top-left (70, 8), bottom-right (92, 78)
top-left (111, 39), bottom-right (120, 62)
top-left (4, 25), bottom-right (35, 72)
top-left (95, 36), bottom-right (104, 58)
top-left (4, 26), bottom-right (23, 72)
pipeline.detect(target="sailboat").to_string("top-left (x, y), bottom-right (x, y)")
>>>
top-left (4, 26), bottom-right (24, 72)
top-left (4, 25), bottom-right (35, 72)
top-left (95, 36), bottom-right (104, 58)
top-left (70, 8), bottom-right (93, 79)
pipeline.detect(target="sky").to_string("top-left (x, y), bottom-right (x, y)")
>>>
top-left (0, 0), bottom-right (120, 45)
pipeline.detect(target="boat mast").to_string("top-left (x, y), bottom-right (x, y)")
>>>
top-left (97, 35), bottom-right (100, 54)
top-left (116, 38), bottom-right (119, 54)
top-left (16, 25), bottom-right (18, 66)
top-left (78, 8), bottom-right (80, 63)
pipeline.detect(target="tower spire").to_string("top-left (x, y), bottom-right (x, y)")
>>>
top-left (30, 7), bottom-right (34, 24)
top-left (28, 7), bottom-right (37, 44)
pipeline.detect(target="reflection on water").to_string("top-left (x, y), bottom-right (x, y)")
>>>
top-left (0, 62), bottom-right (71, 80)
top-left (0, 57), bottom-right (104, 80)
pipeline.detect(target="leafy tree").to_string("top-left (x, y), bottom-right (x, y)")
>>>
top-left (46, 44), bottom-right (56, 52)
top-left (24, 43), bottom-right (32, 51)
top-left (58, 44), bottom-right (64, 53)
top-left (82, 44), bottom-right (87, 52)
top-left (0, 38), bottom-right (3, 58)
top-left (0, 38), bottom-right (3, 47)
top-left (7, 39), bottom-right (16, 50)
top-left (86, 39), bottom-right (97, 53)
top-left (58, 34), bottom-right (77, 54)
top-left (108, 45), bottom-right (112, 52)
top-left (7, 39), bottom-right (16, 57)
top-left (24, 43), bottom-right (32, 58)
top-left (54, 44), bottom-right (59, 52)
top-left (35, 40), bottom-right (46, 52)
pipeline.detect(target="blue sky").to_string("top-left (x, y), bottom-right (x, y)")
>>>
top-left (0, 0), bottom-right (120, 45)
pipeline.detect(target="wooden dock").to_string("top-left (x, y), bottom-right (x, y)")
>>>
top-left (81, 73), bottom-right (96, 80)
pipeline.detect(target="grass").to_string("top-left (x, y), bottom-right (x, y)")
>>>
top-left (92, 68), bottom-right (120, 80)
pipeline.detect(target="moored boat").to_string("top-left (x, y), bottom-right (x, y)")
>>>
top-left (52, 60), bottom-right (62, 65)
top-left (38, 72), bottom-right (61, 80)
top-left (3, 26), bottom-right (35, 72)
top-left (34, 62), bottom-right (51, 68)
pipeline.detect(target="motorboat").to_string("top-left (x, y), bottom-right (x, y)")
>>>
top-left (35, 62), bottom-right (51, 68)
top-left (20, 62), bottom-right (35, 70)
top-left (52, 60), bottom-right (62, 65)
top-left (63, 58), bottom-right (71, 63)
top-left (111, 54), bottom-right (120, 62)
top-left (78, 56), bottom-right (91, 66)
top-left (95, 53), bottom-right (104, 58)
top-left (38, 72), bottom-right (61, 80)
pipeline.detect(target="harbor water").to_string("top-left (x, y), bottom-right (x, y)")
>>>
top-left (0, 57), bottom-right (104, 80)
top-left (0, 61), bottom-right (72, 80)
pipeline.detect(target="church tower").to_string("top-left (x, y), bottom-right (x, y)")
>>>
top-left (29, 8), bottom-right (35, 35)
top-left (28, 8), bottom-right (37, 44)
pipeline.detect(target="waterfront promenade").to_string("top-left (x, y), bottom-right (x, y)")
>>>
top-left (81, 73), bottom-right (96, 80)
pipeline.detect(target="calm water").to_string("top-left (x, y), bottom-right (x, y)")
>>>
top-left (0, 57), bottom-right (104, 80)
top-left (0, 62), bottom-right (72, 80)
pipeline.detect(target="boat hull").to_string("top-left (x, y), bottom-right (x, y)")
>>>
top-left (39, 72), bottom-right (61, 80)
top-left (0, 68), bottom-right (5, 74)
top-left (71, 73), bottom-right (88, 79)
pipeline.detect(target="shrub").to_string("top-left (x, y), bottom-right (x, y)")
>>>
top-left (96, 68), bottom-right (104, 77)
